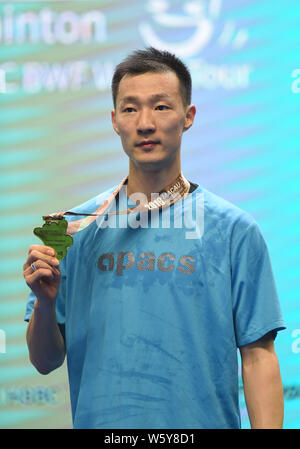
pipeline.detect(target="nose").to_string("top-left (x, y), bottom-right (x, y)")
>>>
top-left (137, 108), bottom-right (155, 135)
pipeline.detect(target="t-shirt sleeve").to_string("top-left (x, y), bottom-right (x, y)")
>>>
top-left (230, 217), bottom-right (286, 347)
top-left (24, 258), bottom-right (66, 337)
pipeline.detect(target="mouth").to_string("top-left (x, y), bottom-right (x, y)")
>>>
top-left (136, 140), bottom-right (160, 149)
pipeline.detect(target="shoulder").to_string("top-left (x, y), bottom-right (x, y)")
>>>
top-left (62, 185), bottom-right (117, 227)
top-left (196, 185), bottom-right (257, 235)
top-left (60, 184), bottom-right (119, 237)
top-left (200, 188), bottom-right (268, 255)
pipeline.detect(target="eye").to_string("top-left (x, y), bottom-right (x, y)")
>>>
top-left (122, 107), bottom-right (136, 113)
top-left (156, 105), bottom-right (170, 111)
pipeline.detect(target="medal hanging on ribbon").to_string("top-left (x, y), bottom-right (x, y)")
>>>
top-left (33, 216), bottom-right (73, 261)
top-left (33, 173), bottom-right (190, 260)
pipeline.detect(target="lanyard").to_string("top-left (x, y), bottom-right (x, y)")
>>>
top-left (44, 173), bottom-right (190, 235)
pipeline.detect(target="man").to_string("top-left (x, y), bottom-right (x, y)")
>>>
top-left (23, 47), bottom-right (286, 429)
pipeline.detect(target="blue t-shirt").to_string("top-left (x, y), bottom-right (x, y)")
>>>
top-left (25, 184), bottom-right (286, 429)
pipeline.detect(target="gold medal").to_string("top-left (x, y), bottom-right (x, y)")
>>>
top-left (33, 216), bottom-right (73, 260)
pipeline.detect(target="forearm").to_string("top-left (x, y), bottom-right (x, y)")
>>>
top-left (26, 299), bottom-right (66, 375)
top-left (242, 352), bottom-right (284, 428)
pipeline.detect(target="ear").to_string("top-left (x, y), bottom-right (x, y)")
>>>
top-left (183, 104), bottom-right (196, 132)
top-left (111, 110), bottom-right (120, 135)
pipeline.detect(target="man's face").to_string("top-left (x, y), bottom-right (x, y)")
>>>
top-left (111, 71), bottom-right (196, 171)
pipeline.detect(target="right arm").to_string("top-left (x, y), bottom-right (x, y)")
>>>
top-left (23, 245), bottom-right (66, 374)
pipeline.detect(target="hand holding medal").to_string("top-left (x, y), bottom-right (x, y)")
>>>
top-left (23, 244), bottom-right (62, 307)
top-left (22, 216), bottom-right (73, 306)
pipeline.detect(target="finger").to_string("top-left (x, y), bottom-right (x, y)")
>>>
top-left (24, 245), bottom-right (56, 270)
top-left (28, 245), bottom-right (56, 257)
top-left (26, 267), bottom-right (56, 286)
top-left (24, 259), bottom-right (60, 278)
top-left (24, 249), bottom-right (59, 271)
top-left (25, 263), bottom-right (61, 289)
top-left (24, 269), bottom-right (57, 288)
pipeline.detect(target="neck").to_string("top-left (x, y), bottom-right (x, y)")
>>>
top-left (127, 161), bottom-right (186, 198)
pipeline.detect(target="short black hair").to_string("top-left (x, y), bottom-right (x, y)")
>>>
top-left (111, 47), bottom-right (192, 108)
